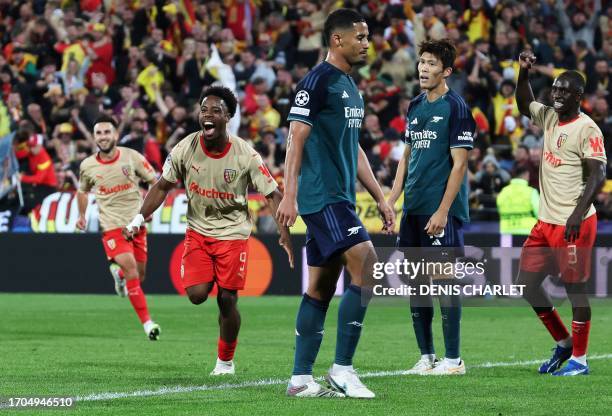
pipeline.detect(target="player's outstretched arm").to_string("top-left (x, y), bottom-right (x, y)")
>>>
top-left (124, 177), bottom-right (175, 240)
top-left (387, 144), bottom-right (411, 209)
top-left (425, 148), bottom-right (468, 236)
top-left (266, 189), bottom-right (295, 268)
top-left (357, 145), bottom-right (395, 233)
top-left (276, 121), bottom-right (310, 227)
top-left (516, 50), bottom-right (536, 118)
top-left (76, 191), bottom-right (88, 231)
top-left (565, 159), bottom-right (606, 242)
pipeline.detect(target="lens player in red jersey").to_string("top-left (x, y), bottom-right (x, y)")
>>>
top-left (125, 86), bottom-right (294, 375)
top-left (77, 115), bottom-right (161, 340)
top-left (515, 50), bottom-right (607, 376)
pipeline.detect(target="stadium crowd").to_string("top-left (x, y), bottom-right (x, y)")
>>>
top-left (0, 0), bottom-right (611, 225)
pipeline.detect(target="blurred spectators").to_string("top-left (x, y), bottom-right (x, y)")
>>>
top-left (0, 0), bottom-right (607, 225)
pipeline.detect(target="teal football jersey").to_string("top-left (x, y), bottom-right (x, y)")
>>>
top-left (403, 90), bottom-right (475, 223)
top-left (287, 61), bottom-right (364, 215)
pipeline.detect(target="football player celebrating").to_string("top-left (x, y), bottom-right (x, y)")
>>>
top-left (125, 86), bottom-right (293, 376)
top-left (77, 115), bottom-right (161, 340)
top-left (515, 50), bottom-right (606, 376)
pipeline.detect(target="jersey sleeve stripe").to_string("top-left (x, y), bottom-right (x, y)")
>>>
top-left (448, 92), bottom-right (471, 119)
top-left (304, 65), bottom-right (331, 90)
top-left (286, 116), bottom-right (313, 126)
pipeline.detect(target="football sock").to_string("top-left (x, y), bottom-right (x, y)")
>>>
top-left (444, 357), bottom-right (461, 366)
top-left (536, 308), bottom-right (570, 345)
top-left (571, 321), bottom-right (590, 364)
top-left (335, 285), bottom-right (369, 366)
top-left (410, 303), bottom-right (434, 355)
top-left (290, 374), bottom-right (314, 386)
top-left (331, 363), bottom-right (353, 374)
top-left (440, 291), bottom-right (462, 360)
top-left (422, 354), bottom-right (436, 362)
top-left (292, 294), bottom-right (329, 375)
top-left (126, 278), bottom-right (150, 324)
top-left (218, 338), bottom-right (237, 361)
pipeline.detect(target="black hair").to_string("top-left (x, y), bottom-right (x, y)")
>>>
top-left (323, 8), bottom-right (366, 48)
top-left (93, 114), bottom-right (118, 129)
top-left (513, 165), bottom-right (529, 178)
top-left (199, 86), bottom-right (237, 118)
top-left (418, 39), bottom-right (457, 70)
top-left (558, 70), bottom-right (586, 93)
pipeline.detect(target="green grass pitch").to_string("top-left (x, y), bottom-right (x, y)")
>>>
top-left (1, 293), bottom-right (612, 415)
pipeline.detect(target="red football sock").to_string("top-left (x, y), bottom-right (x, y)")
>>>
top-left (571, 321), bottom-right (590, 357)
top-left (126, 278), bottom-right (150, 324)
top-left (537, 309), bottom-right (570, 342)
top-left (218, 338), bottom-right (237, 361)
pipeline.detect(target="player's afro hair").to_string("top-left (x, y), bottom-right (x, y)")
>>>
top-left (418, 39), bottom-right (457, 70)
top-left (199, 86), bottom-right (237, 118)
top-left (323, 8), bottom-right (366, 48)
top-left (93, 114), bottom-right (118, 129)
top-left (558, 70), bottom-right (586, 94)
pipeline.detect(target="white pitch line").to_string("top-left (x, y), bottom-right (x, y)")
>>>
top-left (67, 353), bottom-right (612, 403)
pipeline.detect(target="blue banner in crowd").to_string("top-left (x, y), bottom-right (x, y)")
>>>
top-left (0, 132), bottom-right (17, 199)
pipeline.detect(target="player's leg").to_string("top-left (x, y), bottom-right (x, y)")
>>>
top-left (182, 229), bottom-right (215, 305)
top-left (324, 239), bottom-right (377, 398)
top-left (210, 287), bottom-right (240, 375)
top-left (517, 221), bottom-right (572, 373)
top-left (302, 203), bottom-right (375, 398)
top-left (552, 215), bottom-right (596, 376)
top-left (425, 216), bottom-right (465, 375)
top-left (103, 229), bottom-right (129, 296)
top-left (208, 238), bottom-right (248, 376)
top-left (185, 282), bottom-right (215, 304)
top-left (113, 251), bottom-right (159, 340)
top-left (398, 214), bottom-right (436, 373)
top-left (288, 257), bottom-right (344, 397)
top-left (550, 282), bottom-right (591, 376)
top-left (132, 228), bottom-right (148, 284)
top-left (137, 262), bottom-right (146, 284)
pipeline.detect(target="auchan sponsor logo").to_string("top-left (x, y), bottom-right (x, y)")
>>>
top-left (189, 181), bottom-right (235, 199)
top-left (98, 182), bottom-right (134, 195)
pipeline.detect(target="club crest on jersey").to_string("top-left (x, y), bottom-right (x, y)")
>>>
top-left (107, 238), bottom-right (116, 250)
top-left (556, 133), bottom-right (568, 149)
top-left (224, 168), bottom-right (237, 183)
top-left (121, 165), bottom-right (130, 177)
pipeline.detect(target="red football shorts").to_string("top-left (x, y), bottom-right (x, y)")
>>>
top-left (102, 227), bottom-right (148, 263)
top-left (181, 228), bottom-right (249, 290)
top-left (519, 215), bottom-right (597, 283)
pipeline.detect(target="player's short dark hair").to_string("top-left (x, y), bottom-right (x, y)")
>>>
top-left (93, 114), bottom-right (118, 130)
top-left (323, 8), bottom-right (366, 48)
top-left (418, 39), bottom-right (457, 70)
top-left (199, 86), bottom-right (237, 118)
top-left (558, 70), bottom-right (585, 94)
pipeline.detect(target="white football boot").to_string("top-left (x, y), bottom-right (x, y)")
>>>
top-left (325, 366), bottom-right (375, 399)
top-left (210, 358), bottom-right (235, 376)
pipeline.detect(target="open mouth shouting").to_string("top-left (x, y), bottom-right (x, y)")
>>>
top-left (203, 121), bottom-right (216, 138)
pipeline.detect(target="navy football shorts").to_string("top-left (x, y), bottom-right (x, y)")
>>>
top-left (302, 202), bottom-right (370, 267)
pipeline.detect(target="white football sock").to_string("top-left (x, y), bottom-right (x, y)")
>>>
top-left (332, 363), bottom-right (353, 374)
top-left (422, 354), bottom-right (436, 362)
top-left (290, 375), bottom-right (314, 386)
top-left (444, 357), bottom-right (461, 366)
top-left (570, 355), bottom-right (587, 366)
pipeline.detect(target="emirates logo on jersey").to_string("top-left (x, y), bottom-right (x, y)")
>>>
top-left (224, 168), bottom-right (237, 183)
top-left (556, 133), bottom-right (568, 149)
